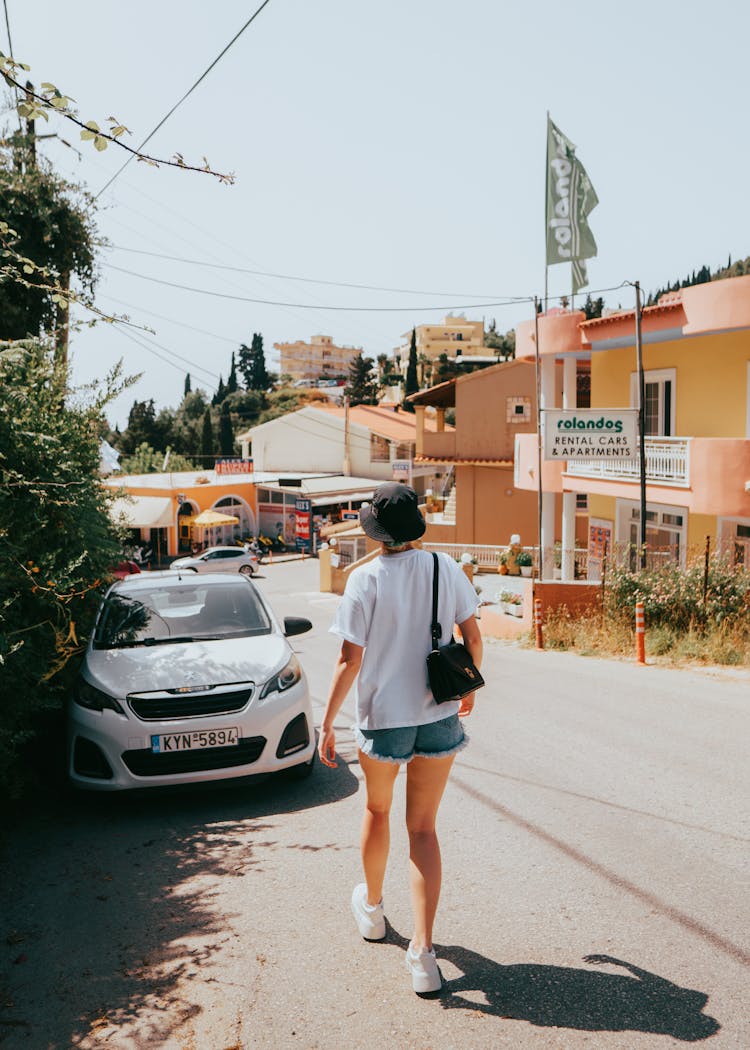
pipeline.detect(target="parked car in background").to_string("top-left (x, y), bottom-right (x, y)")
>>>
top-left (111, 560), bottom-right (141, 580)
top-left (68, 572), bottom-right (315, 791)
top-left (170, 546), bottom-right (259, 576)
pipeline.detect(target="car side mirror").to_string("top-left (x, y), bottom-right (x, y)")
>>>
top-left (284, 616), bottom-right (312, 637)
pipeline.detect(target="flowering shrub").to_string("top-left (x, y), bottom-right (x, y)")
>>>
top-left (605, 557), bottom-right (750, 631)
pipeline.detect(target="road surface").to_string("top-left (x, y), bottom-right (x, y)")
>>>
top-left (1, 558), bottom-right (747, 1049)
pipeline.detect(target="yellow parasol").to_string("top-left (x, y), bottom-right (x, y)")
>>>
top-left (192, 509), bottom-right (240, 526)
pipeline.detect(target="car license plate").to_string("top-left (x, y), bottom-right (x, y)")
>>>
top-left (151, 727), bottom-right (239, 753)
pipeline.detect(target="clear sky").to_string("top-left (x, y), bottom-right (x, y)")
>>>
top-left (6, 0), bottom-right (749, 428)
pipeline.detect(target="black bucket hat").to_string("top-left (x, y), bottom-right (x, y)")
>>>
top-left (360, 482), bottom-right (426, 544)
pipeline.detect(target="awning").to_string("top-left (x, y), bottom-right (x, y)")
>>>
top-left (192, 509), bottom-right (239, 526)
top-left (312, 491), bottom-right (373, 507)
top-left (110, 496), bottom-right (173, 529)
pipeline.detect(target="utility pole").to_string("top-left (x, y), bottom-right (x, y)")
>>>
top-left (343, 396), bottom-right (351, 476)
top-left (634, 281), bottom-right (647, 569)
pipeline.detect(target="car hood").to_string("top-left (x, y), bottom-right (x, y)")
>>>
top-left (84, 634), bottom-right (293, 696)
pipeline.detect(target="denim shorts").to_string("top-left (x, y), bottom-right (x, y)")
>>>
top-left (355, 713), bottom-right (468, 764)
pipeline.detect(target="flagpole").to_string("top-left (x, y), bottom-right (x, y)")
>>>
top-left (544, 112), bottom-right (550, 315)
top-left (534, 296), bottom-right (544, 581)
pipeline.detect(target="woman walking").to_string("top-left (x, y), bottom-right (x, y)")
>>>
top-left (318, 483), bottom-right (482, 994)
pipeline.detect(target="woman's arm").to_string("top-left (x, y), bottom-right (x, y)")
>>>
top-left (318, 639), bottom-right (364, 768)
top-left (456, 614), bottom-right (483, 718)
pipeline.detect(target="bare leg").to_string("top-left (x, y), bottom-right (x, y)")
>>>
top-left (358, 750), bottom-right (400, 905)
top-left (405, 754), bottom-right (455, 950)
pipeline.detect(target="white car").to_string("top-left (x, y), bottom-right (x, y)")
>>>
top-left (68, 572), bottom-right (315, 791)
top-left (170, 546), bottom-right (259, 576)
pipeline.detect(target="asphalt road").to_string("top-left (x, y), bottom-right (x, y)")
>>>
top-left (1, 559), bottom-right (748, 1049)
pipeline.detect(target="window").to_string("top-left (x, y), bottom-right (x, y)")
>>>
top-left (370, 433), bottom-right (391, 462)
top-left (575, 493), bottom-right (588, 511)
top-left (506, 397), bottom-right (531, 423)
top-left (630, 369), bottom-right (676, 436)
top-left (616, 498), bottom-right (687, 568)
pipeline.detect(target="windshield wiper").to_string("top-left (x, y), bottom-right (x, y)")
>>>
top-left (105, 635), bottom-right (197, 649)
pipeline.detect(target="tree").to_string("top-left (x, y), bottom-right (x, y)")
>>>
top-left (0, 153), bottom-right (96, 343)
top-left (200, 407), bottom-right (215, 463)
top-left (219, 401), bottom-right (235, 456)
top-left (0, 341), bottom-right (132, 795)
top-left (184, 373), bottom-right (192, 396)
top-left (120, 442), bottom-right (196, 474)
top-left (119, 399), bottom-right (159, 454)
top-left (484, 319), bottom-right (515, 360)
top-left (344, 352), bottom-right (378, 406)
top-left (226, 352), bottom-right (238, 394)
top-left (238, 333), bottom-right (270, 391)
top-left (212, 375), bottom-right (226, 406)
top-left (403, 327), bottom-right (419, 411)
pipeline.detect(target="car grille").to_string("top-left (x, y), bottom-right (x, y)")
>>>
top-left (122, 736), bottom-right (267, 776)
top-left (128, 686), bottom-right (254, 721)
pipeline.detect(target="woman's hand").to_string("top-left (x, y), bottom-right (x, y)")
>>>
top-left (458, 692), bottom-right (475, 718)
top-left (318, 725), bottom-right (338, 768)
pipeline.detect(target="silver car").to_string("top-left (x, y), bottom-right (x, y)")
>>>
top-left (170, 545), bottom-right (259, 576)
top-left (68, 572), bottom-right (315, 790)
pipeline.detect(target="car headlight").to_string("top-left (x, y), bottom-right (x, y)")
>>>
top-left (73, 678), bottom-right (125, 714)
top-left (259, 655), bottom-right (301, 700)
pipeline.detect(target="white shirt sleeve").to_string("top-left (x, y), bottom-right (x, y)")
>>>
top-left (330, 589), bottom-right (368, 647)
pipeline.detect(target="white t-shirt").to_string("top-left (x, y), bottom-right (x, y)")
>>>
top-left (330, 548), bottom-right (480, 730)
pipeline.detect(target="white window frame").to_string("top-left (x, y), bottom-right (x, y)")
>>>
top-left (718, 516), bottom-right (750, 567)
top-left (630, 368), bottom-right (676, 437)
top-left (615, 497), bottom-right (687, 568)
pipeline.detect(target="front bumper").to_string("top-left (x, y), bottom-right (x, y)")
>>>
top-left (68, 679), bottom-right (315, 791)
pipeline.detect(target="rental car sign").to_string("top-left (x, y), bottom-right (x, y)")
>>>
top-left (543, 409), bottom-right (639, 460)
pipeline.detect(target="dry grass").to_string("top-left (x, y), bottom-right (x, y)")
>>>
top-left (524, 607), bottom-right (750, 667)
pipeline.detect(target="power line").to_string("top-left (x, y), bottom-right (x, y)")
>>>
top-left (104, 244), bottom-right (507, 299)
top-left (104, 263), bottom-right (531, 313)
top-left (110, 320), bottom-right (221, 382)
top-left (2, 0), bottom-right (23, 132)
top-left (99, 293), bottom-right (240, 346)
top-left (95, 0), bottom-right (274, 199)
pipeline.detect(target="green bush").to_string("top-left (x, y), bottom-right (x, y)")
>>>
top-left (605, 557), bottom-right (750, 631)
top-left (0, 343), bottom-right (130, 797)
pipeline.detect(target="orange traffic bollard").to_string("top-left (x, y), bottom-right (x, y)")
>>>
top-left (635, 601), bottom-right (645, 664)
top-left (534, 597), bottom-right (544, 651)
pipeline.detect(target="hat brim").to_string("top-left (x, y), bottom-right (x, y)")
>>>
top-left (360, 503), bottom-right (426, 544)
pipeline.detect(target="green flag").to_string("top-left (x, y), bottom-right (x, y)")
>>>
top-left (546, 117), bottom-right (598, 292)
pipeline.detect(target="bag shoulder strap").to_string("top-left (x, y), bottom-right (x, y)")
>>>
top-left (430, 551), bottom-right (442, 651)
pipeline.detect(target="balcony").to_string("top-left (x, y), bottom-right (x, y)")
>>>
top-left (421, 431), bottom-right (456, 460)
top-left (566, 437), bottom-right (689, 487)
top-left (514, 433), bottom-right (750, 516)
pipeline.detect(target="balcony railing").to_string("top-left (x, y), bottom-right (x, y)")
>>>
top-left (565, 436), bottom-right (689, 487)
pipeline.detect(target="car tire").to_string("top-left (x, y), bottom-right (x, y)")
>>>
top-left (283, 752), bottom-right (316, 781)
top-left (239, 564), bottom-right (255, 577)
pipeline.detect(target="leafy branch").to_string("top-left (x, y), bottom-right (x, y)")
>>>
top-left (0, 54), bottom-right (235, 184)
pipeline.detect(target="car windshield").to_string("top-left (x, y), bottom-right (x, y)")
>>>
top-left (93, 582), bottom-right (272, 649)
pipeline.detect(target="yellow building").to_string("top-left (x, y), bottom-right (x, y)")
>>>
top-left (513, 276), bottom-right (750, 575)
top-left (395, 315), bottom-right (486, 377)
top-left (275, 334), bottom-right (362, 382)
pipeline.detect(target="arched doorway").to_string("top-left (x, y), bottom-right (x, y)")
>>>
top-left (177, 500), bottom-right (199, 552)
top-left (212, 495), bottom-right (255, 546)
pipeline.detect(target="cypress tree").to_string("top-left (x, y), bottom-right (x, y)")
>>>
top-left (200, 407), bottom-right (215, 463)
top-left (212, 375), bottom-right (226, 406)
top-left (403, 327), bottom-right (419, 411)
top-left (219, 401), bottom-right (234, 456)
top-left (184, 373), bottom-right (192, 397)
top-left (227, 352), bottom-right (238, 394)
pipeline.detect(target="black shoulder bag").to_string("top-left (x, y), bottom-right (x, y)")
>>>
top-left (426, 552), bottom-right (484, 703)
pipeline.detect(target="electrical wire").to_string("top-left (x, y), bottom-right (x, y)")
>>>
top-left (104, 244), bottom-right (510, 300)
top-left (98, 293), bottom-right (240, 346)
top-left (111, 320), bottom-right (221, 382)
top-left (95, 0), bottom-right (274, 199)
top-left (104, 263), bottom-right (532, 313)
top-left (2, 0), bottom-right (23, 133)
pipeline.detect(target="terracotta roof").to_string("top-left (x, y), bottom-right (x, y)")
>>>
top-left (406, 379), bottom-right (456, 408)
top-left (312, 403), bottom-right (449, 438)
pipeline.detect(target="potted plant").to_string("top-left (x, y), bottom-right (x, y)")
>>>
top-left (516, 550), bottom-right (533, 577)
top-left (498, 590), bottom-right (523, 616)
top-left (497, 550), bottom-right (509, 575)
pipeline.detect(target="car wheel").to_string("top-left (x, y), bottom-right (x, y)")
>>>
top-left (239, 564), bottom-right (255, 576)
top-left (283, 752), bottom-right (316, 781)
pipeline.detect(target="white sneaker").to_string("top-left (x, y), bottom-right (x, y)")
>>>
top-left (405, 941), bottom-right (442, 994)
top-left (351, 883), bottom-right (386, 941)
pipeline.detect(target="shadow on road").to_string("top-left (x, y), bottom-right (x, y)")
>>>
top-left (385, 927), bottom-right (719, 1041)
top-left (0, 759), bottom-right (358, 1048)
